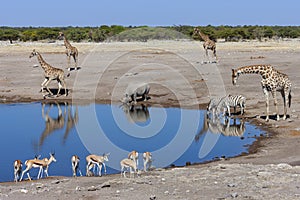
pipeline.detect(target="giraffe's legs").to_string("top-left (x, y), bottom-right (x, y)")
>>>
top-left (271, 90), bottom-right (279, 121)
top-left (205, 48), bottom-right (210, 63)
top-left (73, 54), bottom-right (78, 69)
top-left (263, 88), bottom-right (270, 122)
top-left (282, 90), bottom-right (288, 120)
top-left (56, 77), bottom-right (68, 97)
top-left (44, 79), bottom-right (53, 96)
top-left (213, 48), bottom-right (218, 62)
top-left (62, 79), bottom-right (67, 96)
top-left (57, 80), bottom-right (62, 97)
top-left (42, 78), bottom-right (53, 96)
top-left (41, 78), bottom-right (48, 93)
top-left (67, 55), bottom-right (71, 69)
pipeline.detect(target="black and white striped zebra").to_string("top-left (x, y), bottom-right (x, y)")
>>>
top-left (216, 94), bottom-right (246, 116)
top-left (207, 97), bottom-right (221, 115)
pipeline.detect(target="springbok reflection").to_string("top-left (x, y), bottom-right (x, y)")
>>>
top-left (195, 113), bottom-right (245, 141)
top-left (121, 104), bottom-right (150, 123)
top-left (35, 102), bottom-right (78, 149)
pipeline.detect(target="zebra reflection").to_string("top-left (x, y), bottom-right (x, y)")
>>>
top-left (195, 114), bottom-right (245, 141)
top-left (121, 104), bottom-right (150, 123)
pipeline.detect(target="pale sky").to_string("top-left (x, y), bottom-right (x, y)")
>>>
top-left (1, 0), bottom-right (299, 27)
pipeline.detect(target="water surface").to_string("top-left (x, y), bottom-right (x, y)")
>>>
top-left (0, 102), bottom-right (264, 182)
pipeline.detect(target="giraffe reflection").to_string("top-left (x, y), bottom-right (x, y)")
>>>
top-left (35, 102), bottom-right (79, 149)
top-left (195, 113), bottom-right (245, 141)
top-left (63, 104), bottom-right (79, 144)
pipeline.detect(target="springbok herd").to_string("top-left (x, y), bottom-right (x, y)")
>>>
top-left (13, 150), bottom-right (152, 182)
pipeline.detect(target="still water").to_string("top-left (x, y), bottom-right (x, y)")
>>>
top-left (0, 102), bottom-right (264, 182)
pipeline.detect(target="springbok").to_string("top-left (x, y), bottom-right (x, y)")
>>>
top-left (86, 153), bottom-right (110, 177)
top-left (13, 160), bottom-right (23, 182)
top-left (71, 155), bottom-right (82, 177)
top-left (143, 152), bottom-right (152, 172)
top-left (120, 158), bottom-right (138, 178)
top-left (128, 150), bottom-right (139, 168)
top-left (20, 153), bottom-right (56, 181)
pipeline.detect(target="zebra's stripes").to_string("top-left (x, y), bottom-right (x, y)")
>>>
top-left (207, 98), bottom-right (221, 114)
top-left (207, 94), bottom-right (246, 116)
top-left (217, 94), bottom-right (246, 116)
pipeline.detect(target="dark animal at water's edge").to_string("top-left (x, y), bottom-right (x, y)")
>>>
top-left (121, 83), bottom-right (150, 104)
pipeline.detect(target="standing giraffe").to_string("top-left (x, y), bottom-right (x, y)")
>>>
top-left (193, 27), bottom-right (218, 62)
top-left (29, 49), bottom-right (68, 97)
top-left (58, 32), bottom-right (79, 70)
top-left (232, 64), bottom-right (292, 121)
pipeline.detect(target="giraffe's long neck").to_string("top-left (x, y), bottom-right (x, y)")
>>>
top-left (63, 36), bottom-right (72, 49)
top-left (36, 52), bottom-right (50, 70)
top-left (237, 65), bottom-right (272, 78)
top-left (198, 31), bottom-right (210, 42)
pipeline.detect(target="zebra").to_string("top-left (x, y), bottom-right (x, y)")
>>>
top-left (207, 97), bottom-right (224, 116)
top-left (216, 94), bottom-right (246, 116)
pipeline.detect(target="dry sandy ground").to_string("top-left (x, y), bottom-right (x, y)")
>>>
top-left (0, 40), bottom-right (300, 199)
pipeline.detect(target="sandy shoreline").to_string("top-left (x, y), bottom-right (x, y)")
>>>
top-left (0, 40), bottom-right (300, 199)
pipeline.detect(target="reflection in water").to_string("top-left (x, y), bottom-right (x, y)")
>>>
top-left (220, 118), bottom-right (245, 137)
top-left (63, 104), bottom-right (79, 144)
top-left (121, 104), bottom-right (150, 123)
top-left (0, 103), bottom-right (264, 182)
top-left (34, 102), bottom-right (78, 150)
top-left (195, 113), bottom-right (246, 142)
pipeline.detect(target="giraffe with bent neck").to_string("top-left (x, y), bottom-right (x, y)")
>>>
top-left (193, 27), bottom-right (218, 62)
top-left (58, 32), bottom-right (79, 70)
top-left (29, 49), bottom-right (68, 97)
top-left (232, 64), bottom-right (292, 121)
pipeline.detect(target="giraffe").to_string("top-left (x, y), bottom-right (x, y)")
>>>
top-left (193, 27), bottom-right (218, 62)
top-left (29, 49), bottom-right (68, 97)
top-left (232, 64), bottom-right (292, 121)
top-left (58, 32), bottom-right (79, 70)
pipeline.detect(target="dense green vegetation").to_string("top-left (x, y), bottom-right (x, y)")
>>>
top-left (1, 25), bottom-right (300, 43)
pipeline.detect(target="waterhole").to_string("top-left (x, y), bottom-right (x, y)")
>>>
top-left (0, 102), bottom-right (264, 182)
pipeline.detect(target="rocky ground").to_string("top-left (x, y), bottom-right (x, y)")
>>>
top-left (0, 163), bottom-right (299, 200)
top-left (0, 40), bottom-right (300, 199)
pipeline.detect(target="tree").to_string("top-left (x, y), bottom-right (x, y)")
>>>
top-left (2, 29), bottom-right (19, 43)
top-left (263, 27), bottom-right (274, 38)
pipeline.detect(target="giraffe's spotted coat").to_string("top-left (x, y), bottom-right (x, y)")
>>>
top-left (232, 64), bottom-right (292, 121)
